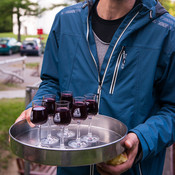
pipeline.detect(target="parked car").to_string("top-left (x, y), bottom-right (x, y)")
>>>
top-left (20, 38), bottom-right (43, 56)
top-left (0, 37), bottom-right (21, 55)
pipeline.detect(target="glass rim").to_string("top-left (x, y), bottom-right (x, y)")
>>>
top-left (74, 96), bottom-right (85, 99)
top-left (43, 94), bottom-right (56, 98)
top-left (61, 91), bottom-right (73, 94)
top-left (55, 100), bottom-right (70, 105)
top-left (73, 96), bottom-right (86, 103)
top-left (32, 99), bottom-right (44, 106)
top-left (84, 93), bottom-right (97, 97)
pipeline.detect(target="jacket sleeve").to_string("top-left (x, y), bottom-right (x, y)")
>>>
top-left (130, 31), bottom-right (175, 160)
top-left (26, 13), bottom-right (60, 109)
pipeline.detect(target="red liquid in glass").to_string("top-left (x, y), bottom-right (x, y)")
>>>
top-left (31, 106), bottom-right (48, 125)
top-left (61, 93), bottom-right (73, 109)
top-left (72, 102), bottom-right (87, 120)
top-left (43, 98), bottom-right (55, 115)
top-left (54, 107), bottom-right (71, 125)
top-left (86, 99), bottom-right (98, 115)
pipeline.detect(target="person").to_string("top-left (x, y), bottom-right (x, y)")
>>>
top-left (16, 0), bottom-right (175, 174)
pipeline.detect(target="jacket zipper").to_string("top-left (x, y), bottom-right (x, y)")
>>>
top-left (86, 15), bottom-right (101, 109)
top-left (121, 48), bottom-right (127, 69)
top-left (87, 11), bottom-right (139, 108)
top-left (109, 46), bottom-right (126, 94)
top-left (139, 163), bottom-right (143, 175)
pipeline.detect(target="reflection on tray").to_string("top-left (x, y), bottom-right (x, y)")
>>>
top-left (16, 124), bottom-right (122, 150)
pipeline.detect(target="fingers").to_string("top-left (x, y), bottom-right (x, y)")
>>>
top-left (25, 108), bottom-right (35, 127)
top-left (15, 110), bottom-right (26, 123)
top-left (123, 133), bottom-right (140, 167)
top-left (15, 108), bottom-right (35, 127)
top-left (96, 133), bottom-right (140, 175)
top-left (124, 133), bottom-right (139, 150)
top-left (125, 139), bottom-right (132, 149)
top-left (97, 164), bottom-right (112, 175)
top-left (97, 159), bottom-right (130, 175)
top-left (97, 163), bottom-right (123, 175)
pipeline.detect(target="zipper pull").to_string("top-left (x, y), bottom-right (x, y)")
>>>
top-left (97, 83), bottom-right (101, 96)
top-left (121, 48), bottom-right (127, 69)
top-left (97, 83), bottom-right (101, 102)
top-left (97, 82), bottom-right (101, 112)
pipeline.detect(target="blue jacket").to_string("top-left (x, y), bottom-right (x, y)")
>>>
top-left (28, 0), bottom-right (175, 174)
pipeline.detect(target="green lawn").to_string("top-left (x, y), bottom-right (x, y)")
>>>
top-left (0, 32), bottom-right (48, 43)
top-left (26, 62), bottom-right (40, 69)
top-left (0, 82), bottom-right (21, 91)
top-left (0, 98), bottom-right (25, 170)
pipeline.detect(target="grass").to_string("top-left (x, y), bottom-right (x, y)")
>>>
top-left (26, 62), bottom-right (39, 69)
top-left (0, 82), bottom-right (21, 91)
top-left (0, 32), bottom-right (48, 44)
top-left (0, 98), bottom-right (25, 170)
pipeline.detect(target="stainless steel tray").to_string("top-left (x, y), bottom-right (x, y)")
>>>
top-left (9, 114), bottom-right (128, 167)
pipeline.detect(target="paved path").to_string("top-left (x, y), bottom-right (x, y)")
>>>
top-left (0, 90), bottom-right (25, 99)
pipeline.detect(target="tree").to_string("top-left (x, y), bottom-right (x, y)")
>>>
top-left (0, 0), bottom-right (45, 41)
top-left (0, 0), bottom-right (83, 41)
top-left (0, 12), bottom-right (12, 33)
top-left (0, 1), bottom-right (13, 33)
top-left (159, 0), bottom-right (175, 16)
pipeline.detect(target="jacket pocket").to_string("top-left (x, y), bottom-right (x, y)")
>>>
top-left (109, 46), bottom-right (127, 94)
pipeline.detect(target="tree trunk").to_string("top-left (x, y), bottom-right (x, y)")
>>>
top-left (17, 7), bottom-right (21, 42)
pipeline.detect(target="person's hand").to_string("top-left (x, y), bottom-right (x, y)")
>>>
top-left (15, 107), bottom-right (35, 127)
top-left (97, 133), bottom-right (140, 175)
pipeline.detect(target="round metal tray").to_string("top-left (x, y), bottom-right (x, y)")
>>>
top-left (9, 114), bottom-right (128, 167)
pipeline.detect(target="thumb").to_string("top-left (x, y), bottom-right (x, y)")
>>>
top-left (124, 133), bottom-right (139, 150)
top-left (125, 139), bottom-right (133, 149)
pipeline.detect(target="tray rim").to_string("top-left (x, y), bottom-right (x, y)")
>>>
top-left (9, 115), bottom-right (128, 151)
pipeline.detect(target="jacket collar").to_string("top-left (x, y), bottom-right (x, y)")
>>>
top-left (85, 0), bottom-right (167, 18)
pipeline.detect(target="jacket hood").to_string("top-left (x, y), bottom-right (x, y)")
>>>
top-left (86, 0), bottom-right (168, 18)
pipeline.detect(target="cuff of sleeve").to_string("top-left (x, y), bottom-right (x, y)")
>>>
top-left (129, 128), bottom-right (150, 160)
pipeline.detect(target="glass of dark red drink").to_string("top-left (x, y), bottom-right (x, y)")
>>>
top-left (42, 94), bottom-right (59, 146)
top-left (53, 101), bottom-right (71, 148)
top-left (68, 97), bottom-right (88, 148)
top-left (61, 91), bottom-right (73, 108)
top-left (58, 91), bottom-right (75, 138)
top-left (30, 100), bottom-right (48, 147)
top-left (81, 93), bottom-right (99, 143)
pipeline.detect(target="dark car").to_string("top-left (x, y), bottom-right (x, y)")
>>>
top-left (0, 37), bottom-right (21, 55)
top-left (20, 38), bottom-right (42, 56)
